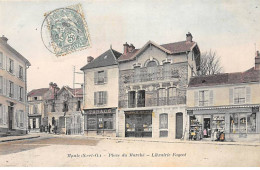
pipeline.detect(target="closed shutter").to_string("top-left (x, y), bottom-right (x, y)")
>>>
top-left (15, 110), bottom-right (19, 128)
top-left (104, 70), bottom-right (107, 83)
top-left (194, 91), bottom-right (199, 106)
top-left (0, 76), bottom-right (2, 94)
top-left (246, 87), bottom-right (251, 103)
top-left (209, 90), bottom-right (214, 106)
top-left (94, 92), bottom-right (97, 106)
top-left (0, 105), bottom-right (3, 125)
top-left (14, 84), bottom-right (17, 99)
top-left (229, 88), bottom-right (234, 104)
top-left (2, 54), bottom-right (5, 70)
top-left (6, 80), bottom-right (9, 97)
top-left (103, 91), bottom-right (107, 105)
top-left (15, 62), bottom-right (18, 77)
top-left (6, 56), bottom-right (8, 71)
top-left (2, 78), bottom-right (6, 96)
top-left (94, 72), bottom-right (98, 84)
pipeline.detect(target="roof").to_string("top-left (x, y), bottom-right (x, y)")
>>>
top-left (0, 37), bottom-right (31, 66)
top-left (28, 88), bottom-right (49, 97)
top-left (118, 40), bottom-right (197, 62)
top-left (81, 48), bottom-right (122, 70)
top-left (66, 87), bottom-right (83, 98)
top-left (189, 67), bottom-right (260, 87)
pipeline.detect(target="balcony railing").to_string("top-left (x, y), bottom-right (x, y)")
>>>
top-left (123, 67), bottom-right (179, 84)
top-left (119, 96), bottom-right (186, 108)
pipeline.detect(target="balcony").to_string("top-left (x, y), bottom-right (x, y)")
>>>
top-left (123, 67), bottom-right (179, 84)
top-left (119, 96), bottom-right (186, 108)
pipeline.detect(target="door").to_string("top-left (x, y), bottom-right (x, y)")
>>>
top-left (203, 118), bottom-right (211, 138)
top-left (176, 112), bottom-right (183, 139)
top-left (97, 114), bottom-right (103, 135)
top-left (8, 106), bottom-right (13, 130)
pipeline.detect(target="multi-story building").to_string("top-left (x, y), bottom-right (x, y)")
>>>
top-left (186, 52), bottom-right (260, 142)
top-left (27, 88), bottom-right (49, 132)
top-left (0, 36), bottom-right (31, 135)
top-left (117, 33), bottom-right (201, 138)
top-left (81, 47), bottom-right (122, 137)
top-left (44, 83), bottom-right (83, 135)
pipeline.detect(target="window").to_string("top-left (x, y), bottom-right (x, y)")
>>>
top-left (168, 87), bottom-right (177, 105)
top-left (19, 86), bottom-right (23, 101)
top-left (158, 88), bottom-right (167, 106)
top-left (20, 111), bottom-right (24, 127)
top-left (34, 97), bottom-right (38, 100)
top-left (9, 58), bottom-right (14, 73)
top-left (163, 63), bottom-right (171, 79)
top-left (9, 81), bottom-right (14, 98)
top-left (230, 113), bottom-right (256, 133)
top-left (134, 67), bottom-right (141, 83)
top-left (137, 90), bottom-right (145, 107)
top-left (103, 114), bottom-right (114, 129)
top-left (0, 76), bottom-right (2, 94)
top-left (63, 102), bottom-right (68, 112)
top-left (159, 113), bottom-right (168, 129)
top-left (94, 70), bottom-right (107, 84)
top-left (128, 91), bottom-right (136, 108)
top-left (147, 60), bottom-right (157, 81)
top-left (234, 87), bottom-right (245, 104)
top-left (94, 91), bottom-right (107, 106)
top-left (0, 52), bottom-right (3, 68)
top-left (19, 66), bottom-right (23, 80)
top-left (76, 100), bottom-right (81, 111)
top-left (199, 90), bottom-right (209, 106)
top-left (33, 105), bottom-right (38, 114)
top-left (87, 114), bottom-right (97, 130)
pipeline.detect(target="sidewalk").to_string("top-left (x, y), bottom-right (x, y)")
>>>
top-left (0, 133), bottom-right (40, 143)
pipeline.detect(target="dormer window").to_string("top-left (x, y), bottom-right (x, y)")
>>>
top-left (94, 70), bottom-right (107, 85)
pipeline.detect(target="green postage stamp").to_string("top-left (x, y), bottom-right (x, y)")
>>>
top-left (42, 4), bottom-right (91, 57)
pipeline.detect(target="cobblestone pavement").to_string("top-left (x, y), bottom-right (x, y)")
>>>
top-left (0, 135), bottom-right (259, 167)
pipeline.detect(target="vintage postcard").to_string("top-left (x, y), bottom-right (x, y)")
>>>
top-left (0, 0), bottom-right (260, 167)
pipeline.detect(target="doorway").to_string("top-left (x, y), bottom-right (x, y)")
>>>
top-left (203, 118), bottom-right (211, 138)
top-left (8, 106), bottom-right (14, 130)
top-left (176, 112), bottom-right (183, 139)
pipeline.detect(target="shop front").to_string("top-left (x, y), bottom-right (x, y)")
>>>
top-left (84, 108), bottom-right (116, 137)
top-left (187, 105), bottom-right (260, 142)
top-left (125, 110), bottom-right (152, 137)
top-left (28, 114), bottom-right (41, 132)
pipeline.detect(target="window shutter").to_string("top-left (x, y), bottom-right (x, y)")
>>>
top-left (246, 87), bottom-right (251, 103)
top-left (15, 62), bottom-right (18, 77)
top-left (209, 90), bottom-right (214, 105)
top-left (0, 105), bottom-right (3, 125)
top-left (94, 72), bottom-right (98, 84)
top-left (94, 92), bottom-right (97, 106)
top-left (104, 70), bottom-right (107, 83)
top-left (3, 105), bottom-right (6, 125)
top-left (6, 80), bottom-right (9, 97)
top-left (6, 56), bottom-right (8, 71)
top-left (0, 77), bottom-right (2, 94)
top-left (229, 88), bottom-right (234, 104)
top-left (15, 110), bottom-right (19, 127)
top-left (2, 78), bottom-right (6, 96)
top-left (103, 91), bottom-right (107, 104)
top-left (14, 84), bottom-right (17, 99)
top-left (194, 91), bottom-right (199, 106)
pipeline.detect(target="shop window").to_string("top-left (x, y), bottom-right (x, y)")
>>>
top-left (158, 88), bottom-right (167, 106)
top-left (212, 114), bottom-right (225, 132)
top-left (94, 70), bottom-right (107, 84)
top-left (94, 91), bottom-right (107, 106)
top-left (159, 113), bottom-right (168, 129)
top-left (104, 114), bottom-right (113, 129)
top-left (128, 91), bottom-right (136, 108)
top-left (137, 90), bottom-right (145, 107)
top-left (247, 113), bottom-right (256, 133)
top-left (199, 90), bottom-right (209, 106)
top-left (33, 118), bottom-right (36, 129)
top-left (87, 114), bottom-right (97, 130)
top-left (234, 87), bottom-right (245, 104)
top-left (230, 114), bottom-right (239, 133)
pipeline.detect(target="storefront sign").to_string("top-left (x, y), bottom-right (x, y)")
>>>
top-left (85, 108), bottom-right (115, 114)
top-left (125, 110), bottom-right (152, 115)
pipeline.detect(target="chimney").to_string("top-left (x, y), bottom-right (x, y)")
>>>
top-left (123, 42), bottom-right (129, 54)
top-left (186, 32), bottom-right (193, 42)
top-left (0, 35), bottom-right (8, 43)
top-left (255, 51), bottom-right (260, 70)
top-left (128, 44), bottom-right (135, 52)
top-left (87, 56), bottom-right (94, 63)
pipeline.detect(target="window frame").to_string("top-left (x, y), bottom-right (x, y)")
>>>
top-left (199, 90), bottom-right (209, 106)
top-left (234, 87), bottom-right (246, 104)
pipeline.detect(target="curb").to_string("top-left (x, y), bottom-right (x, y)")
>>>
top-left (0, 135), bottom-right (40, 143)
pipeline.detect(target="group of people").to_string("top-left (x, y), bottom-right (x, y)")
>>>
top-left (28, 124), bottom-right (58, 134)
top-left (189, 128), bottom-right (225, 141)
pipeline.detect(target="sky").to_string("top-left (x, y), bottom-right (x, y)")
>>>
top-left (0, 0), bottom-right (260, 91)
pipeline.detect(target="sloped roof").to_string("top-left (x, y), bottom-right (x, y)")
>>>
top-left (66, 87), bottom-right (83, 98)
top-left (81, 48), bottom-right (122, 70)
top-left (28, 88), bottom-right (49, 97)
top-left (0, 37), bottom-right (31, 66)
top-left (118, 40), bottom-right (197, 62)
top-left (189, 67), bottom-right (260, 87)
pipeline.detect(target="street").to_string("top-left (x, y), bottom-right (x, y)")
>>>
top-left (0, 135), bottom-right (260, 167)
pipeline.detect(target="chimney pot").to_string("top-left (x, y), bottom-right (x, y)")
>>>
top-left (0, 35), bottom-right (8, 43)
top-left (255, 50), bottom-right (260, 70)
top-left (123, 42), bottom-right (129, 54)
top-left (87, 56), bottom-right (94, 63)
top-left (128, 44), bottom-right (135, 52)
top-left (186, 32), bottom-right (193, 42)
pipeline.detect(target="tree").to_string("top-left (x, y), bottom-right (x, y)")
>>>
top-left (199, 50), bottom-right (223, 75)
